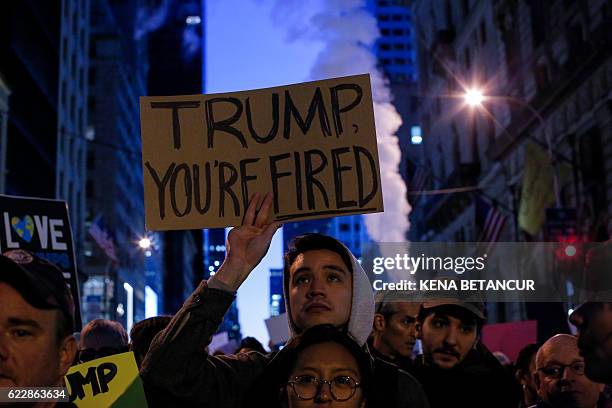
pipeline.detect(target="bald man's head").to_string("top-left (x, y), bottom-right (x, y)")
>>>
top-left (536, 335), bottom-right (576, 370)
top-left (535, 335), bottom-right (603, 408)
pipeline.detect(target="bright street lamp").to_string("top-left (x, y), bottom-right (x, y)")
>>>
top-left (464, 88), bottom-right (485, 106)
top-left (462, 88), bottom-right (561, 207)
top-left (138, 237), bottom-right (152, 249)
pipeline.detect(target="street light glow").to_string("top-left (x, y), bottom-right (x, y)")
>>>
top-left (464, 89), bottom-right (485, 106)
top-left (139, 237), bottom-right (151, 249)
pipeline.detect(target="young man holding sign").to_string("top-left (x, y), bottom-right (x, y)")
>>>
top-left (141, 193), bottom-right (429, 407)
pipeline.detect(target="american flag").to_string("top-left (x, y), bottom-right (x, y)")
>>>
top-left (88, 215), bottom-right (118, 263)
top-left (475, 196), bottom-right (507, 253)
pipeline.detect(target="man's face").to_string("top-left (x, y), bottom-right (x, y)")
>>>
top-left (374, 302), bottom-right (420, 358)
top-left (0, 282), bottom-right (75, 387)
top-left (289, 249), bottom-right (352, 331)
top-left (569, 303), bottom-right (612, 383)
top-left (417, 308), bottom-right (478, 370)
top-left (536, 336), bottom-right (604, 408)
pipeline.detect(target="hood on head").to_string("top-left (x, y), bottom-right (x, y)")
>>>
top-left (283, 240), bottom-right (374, 346)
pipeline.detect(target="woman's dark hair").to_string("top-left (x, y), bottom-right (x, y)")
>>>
top-left (235, 336), bottom-right (267, 354)
top-left (129, 316), bottom-right (172, 368)
top-left (514, 342), bottom-right (540, 373)
top-left (250, 324), bottom-right (372, 407)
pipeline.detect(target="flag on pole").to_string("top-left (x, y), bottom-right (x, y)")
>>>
top-left (88, 215), bottom-right (118, 263)
top-left (475, 196), bottom-right (507, 253)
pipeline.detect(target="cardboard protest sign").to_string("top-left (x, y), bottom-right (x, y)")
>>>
top-left (0, 194), bottom-right (82, 328)
top-left (65, 351), bottom-right (147, 407)
top-left (140, 74), bottom-right (383, 230)
top-left (210, 331), bottom-right (239, 354)
top-left (265, 312), bottom-right (290, 345)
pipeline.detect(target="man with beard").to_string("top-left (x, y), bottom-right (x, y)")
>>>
top-left (406, 299), bottom-right (518, 408)
top-left (534, 334), bottom-right (604, 408)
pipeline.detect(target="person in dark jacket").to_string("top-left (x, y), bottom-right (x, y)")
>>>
top-left (235, 336), bottom-right (267, 355)
top-left (516, 343), bottom-right (540, 408)
top-left (0, 249), bottom-right (77, 406)
top-left (129, 316), bottom-right (171, 368)
top-left (570, 302), bottom-right (612, 384)
top-left (141, 193), bottom-right (429, 407)
top-left (78, 319), bottom-right (128, 363)
top-left (370, 290), bottom-right (420, 372)
top-left (406, 299), bottom-right (519, 408)
top-left (532, 334), bottom-right (604, 408)
top-left (568, 243), bottom-right (612, 385)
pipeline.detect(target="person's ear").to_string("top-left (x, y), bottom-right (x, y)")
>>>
top-left (472, 332), bottom-right (481, 349)
top-left (415, 321), bottom-right (423, 340)
top-left (373, 314), bottom-right (386, 332)
top-left (533, 372), bottom-right (542, 395)
top-left (58, 335), bottom-right (77, 376)
top-left (515, 369), bottom-right (524, 385)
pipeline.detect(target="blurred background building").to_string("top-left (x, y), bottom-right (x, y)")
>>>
top-left (411, 0), bottom-right (612, 338)
top-left (84, 0), bottom-right (150, 330)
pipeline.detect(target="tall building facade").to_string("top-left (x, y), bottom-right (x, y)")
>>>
top-left (328, 216), bottom-right (370, 259)
top-left (56, 0), bottom-right (90, 269)
top-left (269, 267), bottom-right (285, 317)
top-left (203, 229), bottom-right (241, 341)
top-left (412, 0), bottom-right (612, 243)
top-left (412, 0), bottom-right (612, 335)
top-left (0, 2), bottom-right (62, 199)
top-left (84, 0), bottom-right (151, 329)
top-left (145, 0), bottom-right (208, 320)
top-left (372, 0), bottom-right (417, 83)
top-left (0, 76), bottom-right (9, 194)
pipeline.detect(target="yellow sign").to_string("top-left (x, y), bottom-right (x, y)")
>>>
top-left (519, 142), bottom-right (570, 235)
top-left (65, 351), bottom-right (147, 407)
top-left (140, 74), bottom-right (383, 230)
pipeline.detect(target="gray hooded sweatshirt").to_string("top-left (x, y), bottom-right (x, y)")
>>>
top-left (283, 248), bottom-right (375, 345)
top-left (141, 243), bottom-right (430, 408)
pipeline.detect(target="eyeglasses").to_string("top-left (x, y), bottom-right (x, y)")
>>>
top-left (78, 346), bottom-right (128, 363)
top-left (538, 362), bottom-right (586, 379)
top-left (287, 375), bottom-right (361, 401)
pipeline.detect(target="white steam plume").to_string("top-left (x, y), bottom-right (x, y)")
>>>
top-left (270, 0), bottom-right (411, 242)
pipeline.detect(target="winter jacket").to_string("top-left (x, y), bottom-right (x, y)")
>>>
top-left (406, 344), bottom-right (519, 408)
top-left (141, 246), bottom-right (430, 407)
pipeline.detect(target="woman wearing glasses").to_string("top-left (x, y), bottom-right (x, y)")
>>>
top-left (251, 324), bottom-right (372, 407)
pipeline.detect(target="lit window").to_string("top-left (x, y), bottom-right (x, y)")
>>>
top-left (410, 126), bottom-right (423, 144)
top-left (186, 15), bottom-right (201, 25)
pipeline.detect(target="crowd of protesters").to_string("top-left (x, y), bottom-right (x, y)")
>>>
top-left (1, 192), bottom-right (611, 407)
